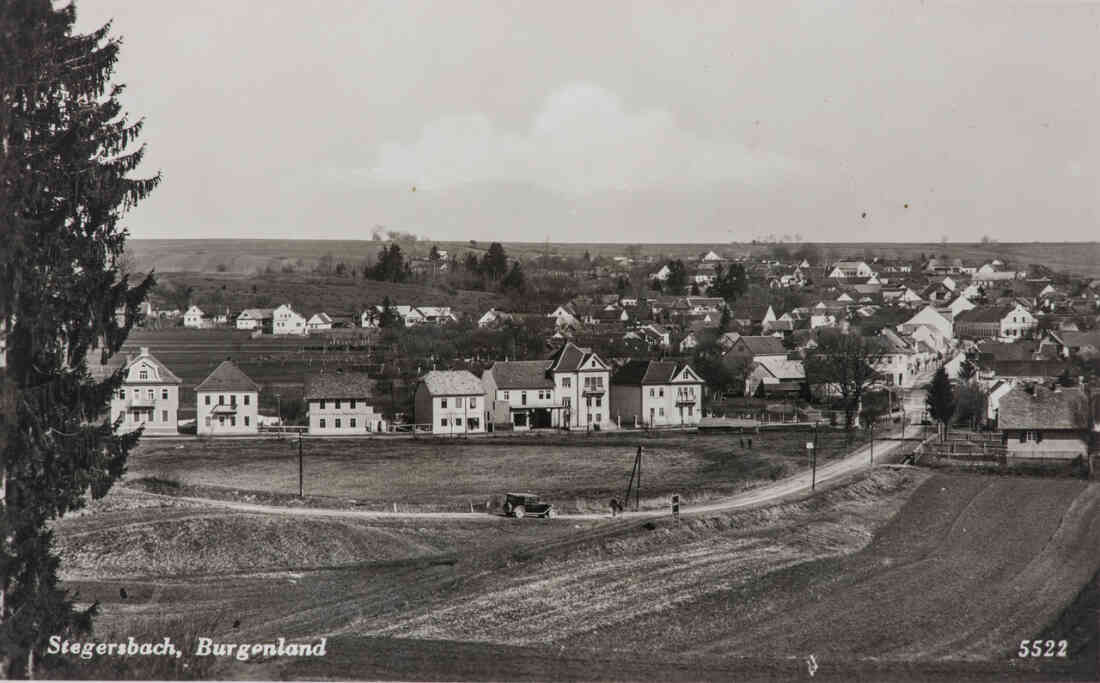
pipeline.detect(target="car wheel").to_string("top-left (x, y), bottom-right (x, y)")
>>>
top-left (513, 505), bottom-right (525, 519)
top-left (546, 508), bottom-right (556, 519)
top-left (503, 502), bottom-right (512, 516)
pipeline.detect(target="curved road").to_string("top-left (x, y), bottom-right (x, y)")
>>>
top-left (144, 427), bottom-right (920, 522)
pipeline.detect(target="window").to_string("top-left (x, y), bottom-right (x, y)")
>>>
top-left (687, 405), bottom-right (693, 416)
top-left (244, 416), bottom-right (250, 427)
top-left (335, 418), bottom-right (342, 428)
top-left (335, 400), bottom-right (341, 409)
top-left (218, 416), bottom-right (225, 426)
top-left (456, 397), bottom-right (464, 408)
top-left (219, 395), bottom-right (225, 405)
top-left (441, 418), bottom-right (448, 427)
top-left (321, 399), bottom-right (326, 409)
top-left (320, 418), bottom-right (326, 429)
top-left (595, 413), bottom-right (601, 422)
top-left (230, 394), bottom-right (237, 407)
top-left (148, 389), bottom-right (154, 400)
top-left (350, 418), bottom-right (357, 428)
top-left (441, 398), bottom-right (448, 409)
top-left (162, 388), bottom-right (168, 400)
top-left (469, 397), bottom-right (476, 409)
top-left (139, 369), bottom-right (148, 380)
top-left (468, 417), bottom-right (480, 430)
top-left (649, 388), bottom-right (655, 397)
top-left (563, 397), bottom-right (571, 408)
top-left (351, 400), bottom-right (357, 409)
top-left (586, 397), bottom-right (592, 407)
top-left (244, 395), bottom-right (250, 405)
top-left (119, 389), bottom-right (126, 399)
top-left (204, 395), bottom-right (210, 405)
top-left (596, 397), bottom-right (602, 407)
top-left (521, 392), bottom-right (527, 406)
top-left (562, 377), bottom-right (571, 388)
top-left (659, 388), bottom-right (664, 397)
top-left (230, 416), bottom-right (236, 427)
top-left (503, 391), bottom-right (509, 400)
top-left (162, 410), bottom-right (168, 422)
top-left (659, 407), bottom-right (665, 416)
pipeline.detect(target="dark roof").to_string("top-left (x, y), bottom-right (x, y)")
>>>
top-left (613, 360), bottom-right (674, 385)
top-left (955, 306), bottom-right (1014, 324)
top-left (999, 385), bottom-right (1087, 430)
top-left (735, 336), bottom-right (787, 356)
top-left (487, 360), bottom-right (553, 389)
top-left (989, 359), bottom-right (1067, 378)
top-left (547, 342), bottom-right (601, 372)
top-left (195, 360), bottom-right (260, 393)
top-left (1056, 331), bottom-right (1100, 350)
top-left (304, 373), bottom-right (376, 400)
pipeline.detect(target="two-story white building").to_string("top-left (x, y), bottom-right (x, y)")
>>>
top-left (414, 370), bottom-right (485, 434)
top-left (110, 347), bottom-right (182, 435)
top-left (195, 359), bottom-right (260, 435)
top-left (305, 372), bottom-right (386, 434)
top-left (183, 305), bottom-right (206, 329)
top-left (273, 304), bottom-right (308, 335)
top-left (610, 360), bottom-right (703, 427)
top-left (547, 342), bottom-right (612, 430)
top-left (481, 360), bottom-right (563, 430)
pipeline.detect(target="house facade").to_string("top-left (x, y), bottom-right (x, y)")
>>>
top-left (109, 347), bottom-right (182, 435)
top-left (236, 308), bottom-right (273, 332)
top-left (307, 313), bottom-right (333, 331)
top-left (273, 304), bottom-right (308, 335)
top-left (195, 360), bottom-right (260, 435)
top-left (827, 261), bottom-right (873, 279)
top-left (481, 360), bottom-right (562, 430)
top-left (998, 384), bottom-right (1091, 461)
top-left (548, 342), bottom-right (612, 430)
top-left (183, 305), bottom-right (205, 329)
top-left (414, 370), bottom-right (485, 434)
top-left (954, 304), bottom-right (1036, 341)
top-left (746, 357), bottom-right (806, 397)
top-left (610, 360), bottom-right (704, 427)
top-left (305, 373), bottom-right (386, 434)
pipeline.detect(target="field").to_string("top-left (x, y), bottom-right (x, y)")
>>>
top-left (124, 430), bottom-right (866, 513)
top-left (127, 238), bottom-right (1100, 278)
top-left (52, 469), bottom-right (1100, 680)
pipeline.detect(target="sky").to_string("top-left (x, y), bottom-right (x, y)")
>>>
top-left (74, 1), bottom-right (1099, 244)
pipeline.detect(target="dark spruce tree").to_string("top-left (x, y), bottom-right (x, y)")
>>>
top-left (0, 2), bottom-right (159, 676)
top-left (925, 366), bottom-right (956, 440)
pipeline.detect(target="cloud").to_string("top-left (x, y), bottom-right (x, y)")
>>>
top-left (365, 82), bottom-right (797, 194)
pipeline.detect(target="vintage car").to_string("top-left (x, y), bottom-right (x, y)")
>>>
top-left (501, 492), bottom-right (556, 519)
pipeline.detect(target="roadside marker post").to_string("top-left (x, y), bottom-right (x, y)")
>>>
top-left (671, 494), bottom-right (680, 523)
top-left (806, 441), bottom-right (816, 491)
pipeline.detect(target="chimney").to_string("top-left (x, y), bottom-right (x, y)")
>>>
top-left (139, 347), bottom-right (149, 356)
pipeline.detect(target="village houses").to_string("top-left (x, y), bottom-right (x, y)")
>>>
top-left (110, 347), bottom-right (182, 435)
top-left (414, 370), bottom-right (485, 434)
top-left (273, 303), bottom-right (308, 335)
top-left (195, 359), bottom-right (260, 436)
top-left (305, 372), bottom-right (387, 434)
top-left (610, 359), bottom-right (704, 427)
top-left (481, 360), bottom-right (562, 430)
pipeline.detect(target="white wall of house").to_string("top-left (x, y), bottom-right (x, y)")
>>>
top-left (197, 390), bottom-right (259, 435)
top-left (554, 367), bottom-right (611, 429)
top-left (1000, 305), bottom-right (1037, 340)
top-left (1005, 430), bottom-right (1087, 460)
top-left (183, 305), bottom-right (205, 329)
top-left (427, 394), bottom-right (484, 434)
top-left (273, 304), bottom-right (307, 335)
top-left (110, 365), bottom-right (180, 435)
top-left (490, 386), bottom-right (559, 429)
top-left (636, 382), bottom-right (701, 426)
top-left (308, 398), bottom-right (385, 434)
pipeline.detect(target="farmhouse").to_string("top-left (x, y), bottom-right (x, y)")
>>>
top-left (306, 312), bottom-right (333, 331)
top-left (477, 308), bottom-right (513, 328)
top-left (305, 373), bottom-right (386, 434)
top-left (828, 261), bottom-right (873, 279)
top-left (610, 360), bottom-right (703, 427)
top-left (745, 357), bottom-right (806, 398)
top-left (273, 304), bottom-right (308, 335)
top-left (1042, 330), bottom-right (1100, 358)
top-left (195, 360), bottom-right (260, 435)
top-left (481, 360), bottom-right (562, 430)
top-left (183, 305), bottom-right (205, 329)
top-left (953, 304), bottom-right (1036, 341)
top-left (414, 370), bottom-right (485, 434)
top-left (723, 335), bottom-right (788, 364)
top-left (547, 341), bottom-right (612, 431)
top-left (110, 347), bottom-right (182, 435)
top-left (236, 308), bottom-right (273, 332)
top-left (898, 305), bottom-right (954, 340)
top-left (998, 384), bottom-right (1092, 462)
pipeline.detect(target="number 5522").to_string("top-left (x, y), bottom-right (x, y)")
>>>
top-left (1018, 640), bottom-right (1067, 658)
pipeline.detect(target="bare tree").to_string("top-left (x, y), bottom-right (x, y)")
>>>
top-left (805, 329), bottom-right (885, 431)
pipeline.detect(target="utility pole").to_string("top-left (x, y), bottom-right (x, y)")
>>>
top-left (298, 430), bottom-right (304, 497)
top-left (870, 421), bottom-right (875, 467)
top-left (812, 421), bottom-right (819, 491)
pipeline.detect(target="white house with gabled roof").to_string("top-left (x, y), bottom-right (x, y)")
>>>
top-left (195, 359), bottom-right (260, 435)
top-left (548, 342), bottom-right (612, 430)
top-left (110, 347), bottom-right (182, 435)
top-left (273, 304), bottom-right (308, 335)
top-left (183, 305), bottom-right (205, 329)
top-left (307, 312), bottom-right (333, 331)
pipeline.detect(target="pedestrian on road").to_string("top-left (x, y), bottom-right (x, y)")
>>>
top-left (610, 498), bottom-right (619, 517)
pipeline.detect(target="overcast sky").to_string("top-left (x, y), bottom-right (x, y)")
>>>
top-left (75, 1), bottom-right (1098, 244)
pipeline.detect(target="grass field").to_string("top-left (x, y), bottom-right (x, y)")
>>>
top-left (53, 469), bottom-right (1100, 680)
top-left (124, 430), bottom-right (865, 513)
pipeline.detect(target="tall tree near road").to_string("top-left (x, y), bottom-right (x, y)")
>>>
top-left (0, 2), bottom-right (159, 675)
top-left (925, 366), bottom-right (956, 440)
top-left (804, 329), bottom-right (885, 432)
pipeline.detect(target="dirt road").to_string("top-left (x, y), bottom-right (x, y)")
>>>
top-left (144, 427), bottom-right (917, 521)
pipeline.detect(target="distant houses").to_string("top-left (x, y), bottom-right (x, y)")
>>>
top-left (183, 305), bottom-right (206, 329)
top-left (610, 360), bottom-right (704, 427)
top-left (236, 308), bottom-right (274, 332)
top-left (414, 370), bottom-right (486, 434)
top-left (998, 384), bottom-right (1091, 462)
top-left (273, 303), bottom-right (308, 335)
